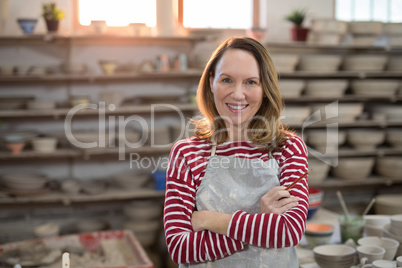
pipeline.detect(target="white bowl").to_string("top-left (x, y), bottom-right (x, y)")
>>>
top-left (299, 55), bottom-right (342, 72)
top-left (27, 100), bottom-right (56, 110)
top-left (370, 105), bottom-right (402, 121)
top-left (391, 215), bottom-right (402, 236)
top-left (313, 244), bottom-right (356, 268)
top-left (351, 80), bottom-right (400, 97)
top-left (310, 103), bottom-right (364, 123)
top-left (347, 129), bottom-right (385, 151)
top-left (358, 236), bottom-right (400, 261)
top-left (98, 92), bottom-right (125, 107)
top-left (307, 129), bottom-right (346, 146)
top-left (308, 159), bottom-right (331, 185)
top-left (383, 23), bottom-right (402, 35)
top-left (343, 55), bottom-right (388, 71)
top-left (375, 194), bottom-right (402, 215)
top-left (278, 80), bottom-right (305, 98)
top-left (311, 19), bottom-right (348, 34)
top-left (375, 157), bottom-right (402, 179)
top-left (308, 32), bottom-right (344, 45)
top-left (348, 21), bottom-right (383, 34)
top-left (304, 79), bottom-right (348, 98)
top-left (32, 137), bottom-right (57, 153)
top-left (332, 157), bottom-right (375, 180)
top-left (281, 106), bottom-right (311, 125)
top-left (387, 129), bottom-right (402, 148)
top-left (351, 34), bottom-right (377, 46)
top-left (364, 215), bottom-right (391, 227)
top-left (112, 171), bottom-right (151, 189)
top-left (1, 172), bottom-right (49, 191)
top-left (271, 54), bottom-right (299, 73)
top-left (34, 223), bottom-right (60, 238)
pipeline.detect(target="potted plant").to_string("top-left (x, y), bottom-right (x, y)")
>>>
top-left (285, 8), bottom-right (309, 42)
top-left (42, 2), bottom-right (65, 33)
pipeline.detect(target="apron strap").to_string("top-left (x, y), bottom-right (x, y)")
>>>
top-left (211, 145), bottom-right (217, 157)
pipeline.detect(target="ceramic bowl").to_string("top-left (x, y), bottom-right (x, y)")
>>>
top-left (383, 23), bottom-right (402, 34)
top-left (34, 223), bottom-right (60, 238)
top-left (307, 159), bottom-right (331, 185)
top-left (304, 223), bottom-right (334, 248)
top-left (278, 79), bottom-right (305, 98)
top-left (311, 19), bottom-right (348, 34)
top-left (304, 79), bottom-right (348, 98)
top-left (98, 92), bottom-right (125, 107)
top-left (351, 34), bottom-right (377, 46)
top-left (123, 200), bottom-right (161, 221)
top-left (299, 55), bottom-right (342, 72)
top-left (112, 171), bottom-right (151, 189)
top-left (123, 220), bottom-right (160, 247)
top-left (99, 60), bottom-right (118, 75)
top-left (364, 214), bottom-right (391, 228)
top-left (347, 129), bottom-right (385, 151)
top-left (27, 100), bottom-right (56, 110)
top-left (17, 18), bottom-right (38, 34)
top-left (313, 244), bottom-right (356, 268)
top-left (376, 157), bottom-right (402, 179)
top-left (387, 57), bottom-right (402, 71)
top-left (270, 54), bottom-right (299, 73)
top-left (306, 129), bottom-right (346, 153)
top-left (281, 106), bottom-right (312, 125)
top-left (375, 194), bottom-right (402, 215)
top-left (348, 21), bottom-right (383, 34)
top-left (5, 140), bottom-right (26, 155)
top-left (1, 172), bottom-right (49, 191)
top-left (308, 187), bottom-right (324, 219)
top-left (61, 179), bottom-right (81, 194)
top-left (357, 245), bottom-right (386, 264)
top-left (343, 55), bottom-right (388, 71)
top-left (332, 157), bottom-right (375, 180)
top-left (32, 137), bottom-right (57, 153)
top-left (76, 219), bottom-right (109, 233)
top-left (358, 236), bottom-right (400, 261)
top-left (351, 80), bottom-right (400, 97)
top-left (310, 103), bottom-right (364, 123)
top-left (370, 105), bottom-right (402, 121)
top-left (386, 129), bottom-right (402, 149)
top-left (391, 215), bottom-right (402, 233)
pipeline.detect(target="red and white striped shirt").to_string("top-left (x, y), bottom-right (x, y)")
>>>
top-left (163, 133), bottom-right (309, 264)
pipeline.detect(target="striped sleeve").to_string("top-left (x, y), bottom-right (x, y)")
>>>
top-left (226, 134), bottom-right (309, 248)
top-left (164, 140), bottom-right (245, 264)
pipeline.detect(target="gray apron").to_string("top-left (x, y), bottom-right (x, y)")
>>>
top-left (179, 145), bottom-right (298, 268)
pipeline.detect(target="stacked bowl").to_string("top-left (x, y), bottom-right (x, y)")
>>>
top-left (313, 244), bottom-right (356, 268)
top-left (343, 55), bottom-right (388, 72)
top-left (332, 157), bottom-right (375, 181)
top-left (281, 106), bottom-right (312, 125)
top-left (278, 79), bottom-right (305, 98)
top-left (348, 21), bottom-right (383, 46)
top-left (299, 55), bottom-right (342, 72)
top-left (350, 80), bottom-right (400, 97)
top-left (308, 187), bottom-right (324, 219)
top-left (304, 223), bottom-right (334, 248)
top-left (347, 129), bottom-right (385, 151)
top-left (123, 199), bottom-right (162, 248)
top-left (306, 129), bottom-right (346, 154)
top-left (375, 157), bottom-right (402, 179)
top-left (0, 172), bottom-right (49, 195)
top-left (386, 129), bottom-right (402, 149)
top-left (308, 159), bottom-right (331, 185)
top-left (363, 215), bottom-right (391, 237)
top-left (271, 54), bottom-right (299, 73)
top-left (309, 19), bottom-right (348, 45)
top-left (304, 79), bottom-right (348, 98)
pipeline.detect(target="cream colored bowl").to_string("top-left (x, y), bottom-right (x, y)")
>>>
top-left (32, 137), bottom-right (57, 153)
top-left (279, 79), bottom-right (305, 98)
top-left (304, 79), bottom-right (348, 98)
top-left (375, 157), bottom-right (402, 179)
top-left (311, 19), bottom-right (348, 34)
top-left (271, 54), bottom-right (299, 73)
top-left (308, 159), bottom-right (331, 185)
top-left (348, 21), bottom-right (383, 34)
top-left (376, 194), bottom-right (402, 215)
top-left (332, 157), bottom-right (375, 180)
top-left (281, 106), bottom-right (312, 125)
top-left (351, 80), bottom-right (400, 97)
top-left (347, 129), bottom-right (385, 151)
top-left (299, 55), bottom-right (342, 72)
top-left (386, 129), bottom-right (402, 149)
top-left (343, 55), bottom-right (388, 71)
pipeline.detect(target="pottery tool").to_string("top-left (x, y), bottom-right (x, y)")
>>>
top-left (362, 198), bottom-right (376, 216)
top-left (336, 191), bottom-right (350, 220)
top-left (62, 252), bottom-right (69, 268)
top-left (285, 171), bottom-right (309, 190)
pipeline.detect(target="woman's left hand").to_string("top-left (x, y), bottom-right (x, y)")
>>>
top-left (191, 210), bottom-right (232, 235)
top-left (191, 211), bottom-right (206, 232)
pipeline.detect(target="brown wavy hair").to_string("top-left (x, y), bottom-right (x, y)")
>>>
top-left (193, 37), bottom-right (290, 152)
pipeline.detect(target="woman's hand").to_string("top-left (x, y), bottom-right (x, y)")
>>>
top-left (191, 211), bottom-right (232, 235)
top-left (260, 186), bottom-right (300, 214)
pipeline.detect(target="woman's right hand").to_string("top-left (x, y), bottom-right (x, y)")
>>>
top-left (260, 186), bottom-right (300, 214)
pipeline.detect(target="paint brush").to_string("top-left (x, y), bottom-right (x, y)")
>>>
top-left (285, 171), bottom-right (309, 191)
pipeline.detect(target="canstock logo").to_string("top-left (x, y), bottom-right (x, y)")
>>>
top-left (302, 101), bottom-right (339, 167)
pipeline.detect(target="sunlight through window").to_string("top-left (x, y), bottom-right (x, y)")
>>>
top-left (183, 0), bottom-right (252, 29)
top-left (78, 0), bottom-right (156, 26)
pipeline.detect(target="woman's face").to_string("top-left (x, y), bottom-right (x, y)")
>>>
top-left (210, 49), bottom-right (264, 131)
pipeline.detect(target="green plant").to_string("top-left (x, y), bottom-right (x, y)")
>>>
top-left (285, 8), bottom-right (306, 27)
top-left (42, 2), bottom-right (65, 21)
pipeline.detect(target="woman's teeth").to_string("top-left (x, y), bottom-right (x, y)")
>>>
top-left (227, 104), bottom-right (248, 110)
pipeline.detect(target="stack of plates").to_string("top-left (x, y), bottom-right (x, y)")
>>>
top-left (0, 172), bottom-right (49, 195)
top-left (313, 244), bottom-right (356, 268)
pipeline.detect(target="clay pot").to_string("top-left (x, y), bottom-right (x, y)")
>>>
top-left (5, 141), bottom-right (25, 155)
top-left (291, 26), bottom-right (309, 42)
top-left (45, 19), bottom-right (59, 33)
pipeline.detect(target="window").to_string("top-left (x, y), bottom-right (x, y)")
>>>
top-left (182, 0), bottom-right (253, 29)
top-left (336, 0), bottom-right (402, 22)
top-left (77, 0), bottom-right (156, 27)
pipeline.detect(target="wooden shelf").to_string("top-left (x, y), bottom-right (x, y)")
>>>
top-left (0, 103), bottom-right (198, 118)
top-left (279, 71), bottom-right (402, 79)
top-left (0, 187), bottom-right (165, 205)
top-left (0, 34), bottom-right (203, 46)
top-left (0, 69), bottom-right (203, 83)
top-left (287, 119), bottom-right (402, 129)
top-left (308, 148), bottom-right (402, 158)
top-left (310, 176), bottom-right (402, 188)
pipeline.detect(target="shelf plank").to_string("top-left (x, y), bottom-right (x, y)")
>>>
top-left (0, 188), bottom-right (165, 205)
top-left (0, 103), bottom-right (198, 118)
top-left (0, 149), bottom-right (80, 159)
top-left (310, 176), bottom-right (402, 188)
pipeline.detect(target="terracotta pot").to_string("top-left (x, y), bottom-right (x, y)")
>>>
top-left (45, 19), bottom-right (59, 33)
top-left (6, 142), bottom-right (25, 155)
top-left (291, 26), bottom-right (309, 42)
